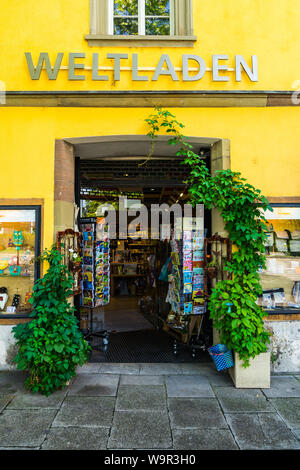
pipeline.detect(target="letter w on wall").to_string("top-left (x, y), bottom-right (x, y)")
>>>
top-left (25, 53), bottom-right (64, 80)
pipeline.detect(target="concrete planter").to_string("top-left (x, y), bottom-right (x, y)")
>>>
top-left (229, 351), bottom-right (271, 388)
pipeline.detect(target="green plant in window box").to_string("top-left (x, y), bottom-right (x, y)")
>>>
top-left (12, 246), bottom-right (91, 396)
top-left (145, 107), bottom-right (272, 367)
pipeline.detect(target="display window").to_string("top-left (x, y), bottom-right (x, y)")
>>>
top-left (0, 206), bottom-right (41, 316)
top-left (259, 204), bottom-right (300, 310)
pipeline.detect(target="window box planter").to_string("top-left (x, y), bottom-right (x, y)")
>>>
top-left (229, 351), bottom-right (271, 388)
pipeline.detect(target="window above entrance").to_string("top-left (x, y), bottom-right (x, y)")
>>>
top-left (86, 0), bottom-right (196, 47)
top-left (110, 0), bottom-right (172, 36)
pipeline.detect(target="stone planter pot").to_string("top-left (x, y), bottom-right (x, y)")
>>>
top-left (229, 351), bottom-right (271, 388)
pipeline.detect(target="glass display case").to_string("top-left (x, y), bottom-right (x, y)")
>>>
top-left (0, 206), bottom-right (41, 315)
top-left (259, 205), bottom-right (300, 311)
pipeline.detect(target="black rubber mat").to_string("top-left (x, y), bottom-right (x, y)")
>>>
top-left (89, 329), bottom-right (210, 363)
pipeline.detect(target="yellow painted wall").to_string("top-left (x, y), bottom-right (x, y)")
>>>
top-left (1, 0), bottom-right (300, 91)
top-left (0, 1), bottom-right (300, 250)
top-left (1, 106), bottom-right (300, 249)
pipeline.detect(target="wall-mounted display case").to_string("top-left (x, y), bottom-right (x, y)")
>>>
top-left (259, 204), bottom-right (300, 311)
top-left (0, 206), bottom-right (41, 316)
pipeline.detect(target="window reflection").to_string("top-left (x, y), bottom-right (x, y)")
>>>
top-left (259, 206), bottom-right (300, 309)
top-left (0, 209), bottom-right (37, 314)
top-left (113, 0), bottom-right (171, 36)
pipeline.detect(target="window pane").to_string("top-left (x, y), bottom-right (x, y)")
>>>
top-left (114, 18), bottom-right (139, 35)
top-left (145, 0), bottom-right (170, 16)
top-left (0, 209), bottom-right (37, 313)
top-left (258, 207), bottom-right (300, 309)
top-left (146, 17), bottom-right (170, 35)
top-left (114, 0), bottom-right (138, 16)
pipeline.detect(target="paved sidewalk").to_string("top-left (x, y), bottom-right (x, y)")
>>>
top-left (0, 363), bottom-right (299, 450)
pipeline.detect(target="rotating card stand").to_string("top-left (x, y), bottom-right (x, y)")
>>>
top-left (80, 217), bottom-right (110, 352)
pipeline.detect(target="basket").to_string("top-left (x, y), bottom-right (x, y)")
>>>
top-left (208, 344), bottom-right (234, 371)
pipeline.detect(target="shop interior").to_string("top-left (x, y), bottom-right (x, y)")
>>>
top-left (76, 152), bottom-right (213, 363)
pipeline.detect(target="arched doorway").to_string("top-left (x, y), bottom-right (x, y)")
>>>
top-left (54, 135), bottom-right (231, 362)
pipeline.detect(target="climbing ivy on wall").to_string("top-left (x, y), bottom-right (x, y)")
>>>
top-left (145, 107), bottom-right (271, 366)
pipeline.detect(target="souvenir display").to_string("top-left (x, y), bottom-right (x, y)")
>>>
top-left (9, 231), bottom-right (23, 276)
top-left (95, 219), bottom-right (110, 306)
top-left (80, 217), bottom-right (110, 308)
top-left (166, 219), bottom-right (207, 320)
top-left (0, 287), bottom-right (8, 310)
top-left (0, 209), bottom-right (38, 315)
top-left (11, 294), bottom-right (21, 309)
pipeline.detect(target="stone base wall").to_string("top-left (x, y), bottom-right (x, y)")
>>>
top-left (265, 320), bottom-right (300, 373)
top-left (0, 326), bottom-right (17, 370)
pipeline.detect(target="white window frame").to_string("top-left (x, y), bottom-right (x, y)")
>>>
top-left (108, 0), bottom-right (174, 36)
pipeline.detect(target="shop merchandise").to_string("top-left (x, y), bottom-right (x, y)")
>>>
top-left (80, 217), bottom-right (110, 308)
top-left (0, 287), bottom-right (8, 310)
top-left (166, 221), bottom-right (207, 321)
top-left (9, 230), bottom-right (23, 276)
top-left (11, 294), bottom-right (21, 309)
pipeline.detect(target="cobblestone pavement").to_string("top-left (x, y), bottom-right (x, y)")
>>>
top-left (0, 363), bottom-right (299, 450)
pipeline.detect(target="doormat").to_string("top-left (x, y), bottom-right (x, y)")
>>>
top-left (89, 329), bottom-right (210, 363)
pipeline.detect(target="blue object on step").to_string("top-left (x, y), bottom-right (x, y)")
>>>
top-left (208, 343), bottom-right (234, 371)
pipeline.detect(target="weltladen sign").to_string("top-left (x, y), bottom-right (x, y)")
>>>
top-left (25, 52), bottom-right (258, 82)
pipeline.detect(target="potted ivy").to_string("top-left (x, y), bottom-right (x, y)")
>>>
top-left (145, 107), bottom-right (271, 388)
top-left (12, 246), bottom-right (90, 396)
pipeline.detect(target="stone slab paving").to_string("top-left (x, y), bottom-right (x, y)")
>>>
top-left (0, 372), bottom-right (27, 394)
top-left (225, 412), bottom-right (300, 450)
top-left (68, 373), bottom-right (119, 396)
top-left (98, 363), bottom-right (140, 375)
top-left (139, 363), bottom-right (183, 376)
top-left (76, 363), bottom-right (101, 374)
top-left (7, 389), bottom-right (67, 410)
top-left (41, 426), bottom-right (109, 450)
top-left (52, 396), bottom-right (115, 428)
top-left (269, 398), bottom-right (300, 430)
top-left (116, 385), bottom-right (167, 411)
top-left (120, 374), bottom-right (164, 385)
top-left (0, 367), bottom-right (299, 450)
top-left (166, 375), bottom-right (215, 398)
top-left (262, 376), bottom-right (300, 398)
top-left (0, 409), bottom-right (57, 447)
top-left (0, 395), bottom-right (13, 413)
top-left (108, 410), bottom-right (172, 449)
top-left (172, 428), bottom-right (238, 450)
top-left (214, 387), bottom-right (274, 413)
top-left (168, 398), bottom-right (227, 429)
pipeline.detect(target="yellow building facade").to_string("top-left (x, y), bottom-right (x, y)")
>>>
top-left (0, 1), bottom-right (300, 370)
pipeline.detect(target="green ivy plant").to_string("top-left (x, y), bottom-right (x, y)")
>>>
top-left (145, 107), bottom-right (271, 366)
top-left (13, 246), bottom-right (91, 395)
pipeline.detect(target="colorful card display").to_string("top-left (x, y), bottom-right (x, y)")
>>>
top-left (193, 250), bottom-right (204, 261)
top-left (81, 219), bottom-right (110, 308)
top-left (166, 224), bottom-right (206, 318)
top-left (183, 260), bottom-right (193, 271)
top-left (183, 271), bottom-right (193, 284)
top-left (184, 302), bottom-right (193, 315)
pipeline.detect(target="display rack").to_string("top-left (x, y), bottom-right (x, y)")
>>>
top-left (80, 217), bottom-right (110, 308)
top-left (163, 217), bottom-right (208, 355)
